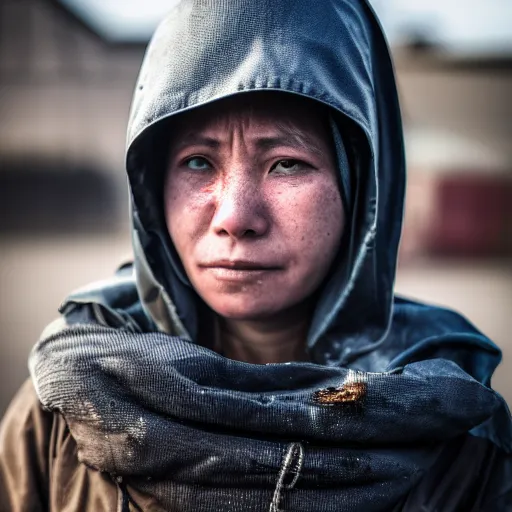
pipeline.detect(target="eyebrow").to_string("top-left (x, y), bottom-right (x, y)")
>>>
top-left (174, 133), bottom-right (325, 158)
top-left (174, 135), bottom-right (221, 151)
top-left (254, 135), bottom-right (324, 157)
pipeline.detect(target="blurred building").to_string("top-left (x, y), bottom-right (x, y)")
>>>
top-left (0, 0), bottom-right (511, 414)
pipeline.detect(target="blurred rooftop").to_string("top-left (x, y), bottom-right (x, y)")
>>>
top-left (54, 0), bottom-right (512, 59)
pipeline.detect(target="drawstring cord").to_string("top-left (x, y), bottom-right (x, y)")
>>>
top-left (114, 444), bottom-right (305, 512)
top-left (269, 442), bottom-right (304, 512)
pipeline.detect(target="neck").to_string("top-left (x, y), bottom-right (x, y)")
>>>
top-left (217, 305), bottom-right (313, 365)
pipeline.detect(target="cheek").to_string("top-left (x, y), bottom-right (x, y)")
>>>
top-left (164, 174), bottom-right (212, 253)
top-left (273, 180), bottom-right (344, 264)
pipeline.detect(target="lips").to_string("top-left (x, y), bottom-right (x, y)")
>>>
top-left (199, 260), bottom-right (283, 282)
top-left (200, 260), bottom-right (282, 271)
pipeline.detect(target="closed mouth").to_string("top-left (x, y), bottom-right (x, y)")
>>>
top-left (201, 260), bottom-right (282, 271)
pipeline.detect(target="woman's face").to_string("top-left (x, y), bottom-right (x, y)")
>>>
top-left (164, 94), bottom-right (344, 321)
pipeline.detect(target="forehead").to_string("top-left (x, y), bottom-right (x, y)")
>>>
top-left (170, 92), bottom-right (330, 141)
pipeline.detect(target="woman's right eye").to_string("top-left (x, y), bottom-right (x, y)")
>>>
top-left (185, 157), bottom-right (211, 170)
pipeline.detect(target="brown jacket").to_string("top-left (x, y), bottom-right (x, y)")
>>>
top-left (0, 380), bottom-right (163, 512)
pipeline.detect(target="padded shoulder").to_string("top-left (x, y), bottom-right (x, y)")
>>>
top-left (0, 379), bottom-right (53, 511)
top-left (59, 263), bottom-right (153, 333)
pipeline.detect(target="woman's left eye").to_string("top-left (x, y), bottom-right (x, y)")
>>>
top-left (185, 157), bottom-right (211, 170)
top-left (270, 159), bottom-right (303, 174)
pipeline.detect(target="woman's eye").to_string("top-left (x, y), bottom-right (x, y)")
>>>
top-left (270, 159), bottom-right (303, 174)
top-left (185, 157), bottom-right (211, 170)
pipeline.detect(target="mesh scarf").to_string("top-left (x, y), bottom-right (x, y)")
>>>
top-left (30, 323), bottom-right (500, 511)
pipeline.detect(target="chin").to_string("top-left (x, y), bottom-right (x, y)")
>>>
top-left (207, 298), bottom-right (286, 321)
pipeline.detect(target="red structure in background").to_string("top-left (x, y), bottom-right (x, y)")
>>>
top-left (428, 174), bottom-right (512, 258)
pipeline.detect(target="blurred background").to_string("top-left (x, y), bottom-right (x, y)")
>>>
top-left (0, 0), bottom-right (511, 415)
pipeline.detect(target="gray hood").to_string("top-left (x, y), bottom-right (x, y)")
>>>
top-left (125, 0), bottom-right (405, 364)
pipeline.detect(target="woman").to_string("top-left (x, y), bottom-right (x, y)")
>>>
top-left (1, 0), bottom-right (511, 510)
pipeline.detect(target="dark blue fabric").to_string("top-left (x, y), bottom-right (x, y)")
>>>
top-left (29, 315), bottom-right (510, 510)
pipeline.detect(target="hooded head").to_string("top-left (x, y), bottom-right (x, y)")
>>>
top-left (125, 0), bottom-right (405, 364)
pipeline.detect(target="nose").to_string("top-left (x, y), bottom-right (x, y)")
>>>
top-left (211, 176), bottom-right (270, 239)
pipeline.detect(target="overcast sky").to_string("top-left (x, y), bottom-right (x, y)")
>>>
top-left (60, 0), bottom-right (512, 54)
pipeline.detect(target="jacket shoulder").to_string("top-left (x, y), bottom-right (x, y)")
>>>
top-left (0, 379), bottom-right (54, 511)
top-left (59, 263), bottom-right (152, 333)
top-left (386, 295), bottom-right (502, 384)
top-left (0, 379), bottom-right (122, 512)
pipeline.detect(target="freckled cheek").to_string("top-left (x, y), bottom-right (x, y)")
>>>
top-left (165, 180), bottom-right (214, 246)
top-left (272, 182), bottom-right (344, 254)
